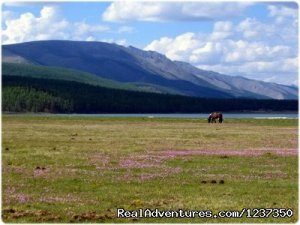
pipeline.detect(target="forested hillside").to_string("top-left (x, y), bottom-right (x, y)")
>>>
top-left (3, 86), bottom-right (72, 112)
top-left (3, 41), bottom-right (298, 99)
top-left (3, 76), bottom-right (297, 113)
top-left (3, 63), bottom-right (139, 91)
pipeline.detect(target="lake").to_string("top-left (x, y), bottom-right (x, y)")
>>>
top-left (50, 113), bottom-right (298, 119)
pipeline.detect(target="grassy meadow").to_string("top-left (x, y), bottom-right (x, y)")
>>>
top-left (2, 115), bottom-right (298, 223)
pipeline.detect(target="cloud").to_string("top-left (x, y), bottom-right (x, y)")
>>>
top-left (224, 41), bottom-right (292, 63)
top-left (117, 26), bottom-right (135, 33)
top-left (267, 4), bottom-right (299, 47)
top-left (268, 2), bottom-right (299, 9)
top-left (211, 21), bottom-right (233, 40)
top-left (145, 32), bottom-right (200, 61)
top-left (201, 57), bottom-right (298, 85)
top-left (2, 10), bottom-right (15, 21)
top-left (2, 6), bottom-right (111, 44)
top-left (99, 38), bottom-right (128, 46)
top-left (144, 6), bottom-right (298, 86)
top-left (268, 4), bottom-right (298, 18)
top-left (2, 6), bottom-right (67, 44)
top-left (145, 33), bottom-right (293, 65)
top-left (102, 2), bottom-right (252, 22)
top-left (237, 18), bottom-right (273, 39)
top-left (73, 22), bottom-right (110, 37)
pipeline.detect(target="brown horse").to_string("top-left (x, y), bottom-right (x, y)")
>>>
top-left (208, 112), bottom-right (223, 123)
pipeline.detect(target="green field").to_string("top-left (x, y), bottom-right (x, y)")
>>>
top-left (2, 115), bottom-right (298, 223)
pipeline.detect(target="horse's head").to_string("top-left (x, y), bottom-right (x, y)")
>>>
top-left (208, 115), bottom-right (212, 123)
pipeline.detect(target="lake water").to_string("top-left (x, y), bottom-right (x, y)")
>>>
top-left (53, 113), bottom-right (298, 119)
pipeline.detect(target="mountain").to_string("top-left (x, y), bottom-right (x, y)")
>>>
top-left (2, 40), bottom-right (298, 99)
top-left (3, 62), bottom-right (179, 94)
top-left (2, 63), bottom-right (140, 91)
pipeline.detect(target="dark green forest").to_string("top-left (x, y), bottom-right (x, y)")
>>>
top-left (2, 76), bottom-right (298, 113)
top-left (3, 86), bottom-right (72, 112)
top-left (3, 62), bottom-right (139, 91)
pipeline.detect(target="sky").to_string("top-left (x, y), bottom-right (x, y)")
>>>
top-left (1, 1), bottom-right (299, 86)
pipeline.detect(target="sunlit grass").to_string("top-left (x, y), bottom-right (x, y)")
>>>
top-left (2, 115), bottom-right (298, 222)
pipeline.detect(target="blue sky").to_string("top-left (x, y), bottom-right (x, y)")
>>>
top-left (2, 1), bottom-right (298, 85)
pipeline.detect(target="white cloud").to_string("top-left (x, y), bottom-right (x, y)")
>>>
top-left (102, 2), bottom-right (252, 22)
top-left (86, 36), bottom-right (96, 42)
top-left (198, 57), bottom-right (298, 85)
top-left (117, 26), bottom-right (135, 33)
top-left (145, 33), bottom-right (293, 64)
top-left (237, 16), bottom-right (298, 47)
top-left (266, 5), bottom-right (298, 47)
top-left (2, 10), bottom-right (15, 21)
top-left (2, 6), bottom-right (68, 44)
top-left (211, 21), bottom-right (233, 40)
top-left (224, 41), bottom-right (292, 63)
top-left (40, 5), bottom-right (58, 18)
top-left (116, 39), bottom-right (128, 46)
top-left (237, 18), bottom-right (272, 39)
top-left (73, 22), bottom-right (110, 39)
top-left (2, 6), bottom-right (111, 44)
top-left (144, 11), bottom-right (298, 86)
top-left (99, 38), bottom-right (128, 46)
top-left (145, 32), bottom-right (200, 61)
top-left (268, 4), bottom-right (298, 19)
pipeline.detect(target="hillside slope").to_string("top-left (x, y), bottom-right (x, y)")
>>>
top-left (3, 75), bottom-right (297, 113)
top-left (3, 63), bottom-right (186, 95)
top-left (2, 63), bottom-right (137, 91)
top-left (2, 40), bottom-right (298, 99)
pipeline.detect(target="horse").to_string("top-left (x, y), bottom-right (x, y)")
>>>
top-left (208, 112), bottom-right (223, 123)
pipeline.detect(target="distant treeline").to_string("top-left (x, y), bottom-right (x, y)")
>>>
top-left (2, 76), bottom-right (298, 113)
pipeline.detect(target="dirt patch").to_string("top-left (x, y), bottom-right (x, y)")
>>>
top-left (2, 208), bottom-right (61, 222)
top-left (34, 167), bottom-right (49, 177)
top-left (2, 208), bottom-right (114, 222)
top-left (70, 210), bottom-right (115, 222)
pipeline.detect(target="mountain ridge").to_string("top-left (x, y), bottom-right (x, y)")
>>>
top-left (2, 40), bottom-right (298, 99)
